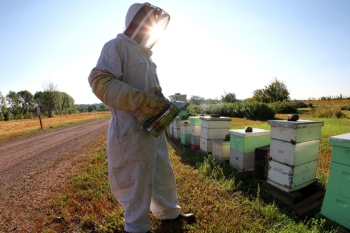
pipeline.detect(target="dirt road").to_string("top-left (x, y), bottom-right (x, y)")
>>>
top-left (0, 118), bottom-right (110, 191)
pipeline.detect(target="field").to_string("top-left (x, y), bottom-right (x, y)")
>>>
top-left (303, 99), bottom-right (350, 107)
top-left (1, 108), bottom-right (350, 232)
top-left (0, 112), bottom-right (111, 142)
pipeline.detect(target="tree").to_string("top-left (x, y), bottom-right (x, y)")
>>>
top-left (0, 92), bottom-right (6, 121)
top-left (88, 104), bottom-right (97, 112)
top-left (6, 91), bottom-right (20, 118)
top-left (41, 81), bottom-right (60, 117)
top-left (251, 77), bottom-right (290, 103)
top-left (221, 91), bottom-right (237, 103)
top-left (189, 95), bottom-right (205, 105)
top-left (17, 90), bottom-right (35, 117)
top-left (99, 104), bottom-right (108, 111)
top-left (251, 89), bottom-right (268, 103)
top-left (0, 92), bottom-right (6, 113)
top-left (59, 92), bottom-right (76, 114)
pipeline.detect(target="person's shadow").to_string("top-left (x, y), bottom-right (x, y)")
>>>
top-left (154, 220), bottom-right (185, 233)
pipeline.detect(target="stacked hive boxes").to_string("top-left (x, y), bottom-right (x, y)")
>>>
top-left (267, 120), bottom-right (324, 192)
top-left (229, 128), bottom-right (270, 172)
top-left (199, 116), bottom-right (231, 153)
top-left (180, 122), bottom-right (190, 145)
top-left (189, 116), bottom-right (201, 149)
top-left (167, 93), bottom-right (188, 140)
top-left (321, 133), bottom-right (350, 229)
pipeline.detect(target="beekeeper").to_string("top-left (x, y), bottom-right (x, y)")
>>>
top-left (87, 2), bottom-right (195, 233)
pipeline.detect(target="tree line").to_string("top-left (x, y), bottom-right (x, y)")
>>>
top-left (189, 77), bottom-right (290, 105)
top-left (0, 82), bottom-right (107, 121)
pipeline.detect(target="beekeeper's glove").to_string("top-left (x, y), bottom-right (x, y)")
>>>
top-left (90, 73), bottom-right (168, 116)
top-left (139, 86), bottom-right (169, 116)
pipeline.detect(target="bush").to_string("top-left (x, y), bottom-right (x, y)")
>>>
top-left (290, 100), bottom-right (307, 108)
top-left (24, 111), bottom-right (33, 119)
top-left (187, 102), bottom-right (275, 120)
top-left (268, 102), bottom-right (298, 113)
top-left (240, 102), bottom-right (276, 120)
top-left (4, 111), bottom-right (14, 121)
top-left (0, 113), bottom-right (4, 121)
top-left (186, 105), bottom-right (200, 116)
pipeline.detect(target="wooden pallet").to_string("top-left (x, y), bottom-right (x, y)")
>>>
top-left (261, 181), bottom-right (325, 218)
top-left (290, 191), bottom-right (324, 219)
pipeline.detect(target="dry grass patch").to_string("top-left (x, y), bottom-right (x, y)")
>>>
top-left (0, 112), bottom-right (111, 142)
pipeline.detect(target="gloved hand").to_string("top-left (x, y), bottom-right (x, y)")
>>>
top-left (139, 86), bottom-right (170, 116)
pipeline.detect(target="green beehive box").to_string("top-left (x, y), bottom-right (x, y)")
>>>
top-left (321, 133), bottom-right (350, 229)
top-left (189, 116), bottom-right (201, 126)
top-left (229, 128), bottom-right (270, 153)
top-left (180, 133), bottom-right (190, 145)
top-left (326, 162), bottom-right (350, 196)
top-left (176, 108), bottom-right (187, 120)
top-left (329, 133), bottom-right (350, 166)
top-left (321, 190), bottom-right (350, 229)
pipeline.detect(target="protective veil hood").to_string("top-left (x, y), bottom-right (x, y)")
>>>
top-left (123, 2), bottom-right (170, 49)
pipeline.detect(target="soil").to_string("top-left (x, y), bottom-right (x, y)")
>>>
top-left (0, 118), bottom-right (110, 233)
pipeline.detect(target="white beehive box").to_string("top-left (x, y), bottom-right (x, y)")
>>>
top-left (175, 119), bottom-right (190, 128)
top-left (267, 159), bottom-right (318, 192)
top-left (190, 125), bottom-right (201, 136)
top-left (200, 138), bottom-right (212, 153)
top-left (270, 138), bottom-right (320, 166)
top-left (230, 148), bottom-right (255, 172)
top-left (181, 123), bottom-right (190, 134)
top-left (212, 139), bottom-right (230, 161)
top-left (268, 120), bottom-right (324, 143)
top-left (173, 127), bottom-right (180, 139)
top-left (267, 119), bottom-right (323, 192)
top-left (201, 128), bottom-right (229, 140)
top-left (200, 116), bottom-right (231, 129)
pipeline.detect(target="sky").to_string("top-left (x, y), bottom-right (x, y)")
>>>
top-left (0, 0), bottom-right (349, 105)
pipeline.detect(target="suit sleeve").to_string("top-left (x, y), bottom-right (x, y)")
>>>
top-left (87, 41), bottom-right (145, 111)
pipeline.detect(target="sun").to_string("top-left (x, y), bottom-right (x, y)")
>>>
top-left (150, 24), bottom-right (166, 42)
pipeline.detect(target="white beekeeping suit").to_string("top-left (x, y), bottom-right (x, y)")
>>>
top-left (88, 2), bottom-right (194, 233)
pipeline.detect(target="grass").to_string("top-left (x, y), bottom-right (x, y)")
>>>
top-left (0, 112), bottom-right (111, 142)
top-left (40, 110), bottom-right (349, 232)
top-left (2, 110), bottom-right (348, 232)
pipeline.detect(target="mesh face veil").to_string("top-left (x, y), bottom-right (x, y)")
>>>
top-left (124, 3), bottom-right (170, 49)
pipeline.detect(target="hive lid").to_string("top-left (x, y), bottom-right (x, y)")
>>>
top-left (329, 133), bottom-right (350, 146)
top-left (200, 116), bottom-right (231, 121)
top-left (267, 120), bottom-right (324, 128)
top-left (229, 128), bottom-right (270, 137)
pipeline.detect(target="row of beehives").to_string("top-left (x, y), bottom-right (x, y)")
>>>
top-left (168, 114), bottom-right (350, 229)
top-left (167, 115), bottom-right (324, 193)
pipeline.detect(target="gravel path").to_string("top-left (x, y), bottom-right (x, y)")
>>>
top-left (0, 118), bottom-right (110, 191)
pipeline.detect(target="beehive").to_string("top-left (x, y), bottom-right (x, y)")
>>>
top-left (267, 120), bottom-right (324, 192)
top-left (189, 116), bottom-right (201, 149)
top-left (173, 119), bottom-right (189, 140)
top-left (180, 122), bottom-right (190, 145)
top-left (229, 128), bottom-right (270, 171)
top-left (212, 139), bottom-right (230, 161)
top-left (321, 133), bottom-right (350, 229)
top-left (199, 116), bottom-right (231, 153)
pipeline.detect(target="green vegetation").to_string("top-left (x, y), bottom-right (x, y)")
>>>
top-left (45, 112), bottom-right (350, 232)
top-left (187, 102), bottom-right (276, 120)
